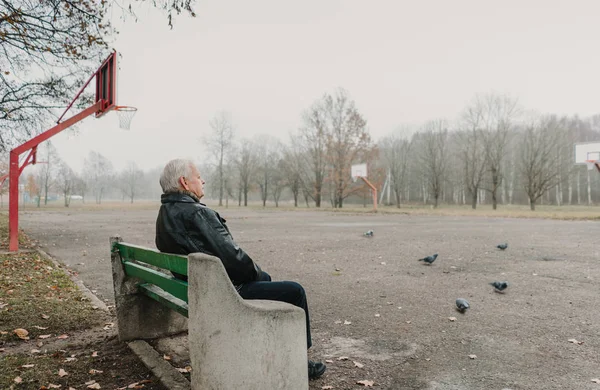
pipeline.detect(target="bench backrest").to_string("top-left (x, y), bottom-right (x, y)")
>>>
top-left (112, 241), bottom-right (189, 317)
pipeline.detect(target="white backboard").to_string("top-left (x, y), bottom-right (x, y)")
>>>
top-left (351, 163), bottom-right (367, 178)
top-left (574, 142), bottom-right (600, 164)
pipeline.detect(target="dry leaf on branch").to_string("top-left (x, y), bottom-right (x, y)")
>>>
top-left (14, 328), bottom-right (29, 340)
top-left (568, 338), bottom-right (584, 345)
top-left (468, 354), bottom-right (477, 359)
top-left (58, 368), bottom-right (68, 377)
top-left (353, 361), bottom-right (364, 368)
top-left (357, 380), bottom-right (374, 387)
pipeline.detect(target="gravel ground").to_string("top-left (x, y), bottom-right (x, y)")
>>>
top-left (19, 204), bottom-right (600, 389)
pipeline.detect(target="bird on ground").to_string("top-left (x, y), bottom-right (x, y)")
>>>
top-left (364, 230), bottom-right (374, 237)
top-left (490, 281), bottom-right (509, 292)
top-left (456, 298), bottom-right (470, 313)
top-left (418, 253), bottom-right (438, 265)
top-left (497, 243), bottom-right (508, 250)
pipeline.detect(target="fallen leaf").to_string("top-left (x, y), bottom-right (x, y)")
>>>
top-left (325, 359), bottom-right (334, 363)
top-left (37, 341), bottom-right (44, 347)
top-left (88, 384), bottom-right (101, 389)
top-left (39, 334), bottom-right (52, 339)
top-left (48, 384), bottom-right (62, 389)
top-left (65, 357), bottom-right (76, 362)
top-left (33, 326), bottom-right (48, 330)
top-left (14, 328), bottom-right (29, 340)
top-left (343, 320), bottom-right (351, 325)
top-left (357, 380), bottom-right (374, 387)
top-left (68, 388), bottom-right (76, 390)
top-left (89, 369), bottom-right (104, 374)
top-left (353, 361), bottom-right (364, 368)
top-left (21, 364), bottom-right (34, 368)
top-left (176, 366), bottom-right (192, 373)
top-left (448, 317), bottom-right (457, 321)
top-left (14, 376), bottom-right (22, 384)
top-left (58, 368), bottom-right (68, 377)
top-left (91, 351), bottom-right (98, 357)
top-left (468, 354), bottom-right (477, 359)
top-left (591, 378), bottom-right (600, 383)
top-left (30, 349), bottom-right (41, 354)
top-left (85, 381), bottom-right (96, 385)
top-left (425, 358), bottom-right (431, 361)
top-left (322, 386), bottom-right (334, 389)
top-left (338, 356), bottom-right (349, 361)
top-left (406, 320), bottom-right (411, 324)
top-left (103, 322), bottom-right (114, 331)
top-left (568, 338), bottom-right (584, 345)
top-left (0, 331), bottom-right (7, 335)
top-left (56, 334), bottom-right (69, 339)
top-left (374, 314), bottom-right (380, 317)
top-left (42, 314), bottom-right (50, 319)
top-left (163, 354), bottom-right (171, 361)
top-left (334, 320), bottom-right (342, 324)
top-left (380, 262), bottom-right (386, 265)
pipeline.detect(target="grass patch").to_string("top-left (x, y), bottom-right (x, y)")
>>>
top-left (0, 251), bottom-right (102, 343)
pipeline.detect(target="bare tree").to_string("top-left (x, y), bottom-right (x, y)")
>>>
top-left (206, 111), bottom-right (234, 206)
top-left (254, 135), bottom-right (281, 207)
top-left (39, 142), bottom-right (61, 205)
top-left (518, 116), bottom-right (563, 210)
top-left (417, 120), bottom-right (449, 208)
top-left (379, 128), bottom-right (413, 208)
top-left (280, 141), bottom-right (304, 207)
top-left (120, 161), bottom-right (144, 203)
top-left (233, 139), bottom-right (258, 206)
top-left (82, 151), bottom-right (113, 204)
top-left (56, 160), bottom-right (75, 207)
top-left (0, 0), bottom-right (196, 152)
top-left (298, 100), bottom-right (328, 207)
top-left (468, 93), bottom-right (520, 209)
top-left (271, 159), bottom-right (287, 207)
top-left (323, 88), bottom-right (373, 208)
top-left (457, 108), bottom-right (487, 208)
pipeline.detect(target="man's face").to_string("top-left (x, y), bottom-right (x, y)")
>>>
top-left (180, 164), bottom-right (205, 199)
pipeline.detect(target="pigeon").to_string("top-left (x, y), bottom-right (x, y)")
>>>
top-left (363, 230), bottom-right (374, 237)
top-left (497, 243), bottom-right (508, 250)
top-left (490, 281), bottom-right (509, 292)
top-left (418, 253), bottom-right (438, 265)
top-left (456, 298), bottom-right (470, 313)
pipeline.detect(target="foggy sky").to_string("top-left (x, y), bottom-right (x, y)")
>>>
top-left (51, 0), bottom-right (600, 173)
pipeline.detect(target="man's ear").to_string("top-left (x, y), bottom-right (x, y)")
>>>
top-left (179, 176), bottom-right (188, 190)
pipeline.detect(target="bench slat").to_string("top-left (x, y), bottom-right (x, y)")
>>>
top-left (139, 283), bottom-right (189, 318)
top-left (123, 261), bottom-right (188, 302)
top-left (115, 242), bottom-right (188, 276)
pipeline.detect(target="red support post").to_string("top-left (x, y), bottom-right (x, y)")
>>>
top-left (360, 177), bottom-right (378, 212)
top-left (8, 101), bottom-right (104, 251)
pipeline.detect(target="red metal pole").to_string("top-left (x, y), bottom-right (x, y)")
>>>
top-left (9, 151), bottom-right (19, 251)
top-left (8, 101), bottom-right (104, 251)
top-left (360, 177), bottom-right (378, 212)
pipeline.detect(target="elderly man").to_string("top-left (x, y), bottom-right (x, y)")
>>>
top-left (155, 158), bottom-right (326, 380)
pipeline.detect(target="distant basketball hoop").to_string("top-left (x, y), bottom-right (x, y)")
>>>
top-left (115, 106), bottom-right (138, 130)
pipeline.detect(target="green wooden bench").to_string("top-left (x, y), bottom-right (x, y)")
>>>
top-left (110, 235), bottom-right (309, 390)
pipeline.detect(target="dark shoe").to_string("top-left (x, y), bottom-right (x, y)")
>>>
top-left (308, 360), bottom-right (326, 379)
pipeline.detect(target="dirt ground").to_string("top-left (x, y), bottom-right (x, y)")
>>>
top-left (18, 203), bottom-right (600, 390)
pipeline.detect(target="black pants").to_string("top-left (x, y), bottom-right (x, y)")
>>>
top-left (237, 272), bottom-right (312, 349)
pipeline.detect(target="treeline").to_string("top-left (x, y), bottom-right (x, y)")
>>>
top-left (3, 89), bottom-right (599, 210)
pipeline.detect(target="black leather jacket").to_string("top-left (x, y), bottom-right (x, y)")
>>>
top-left (155, 192), bottom-right (261, 285)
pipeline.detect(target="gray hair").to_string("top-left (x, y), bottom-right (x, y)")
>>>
top-left (159, 158), bottom-right (194, 193)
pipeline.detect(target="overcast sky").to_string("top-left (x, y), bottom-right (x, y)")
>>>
top-left (50, 0), bottom-right (600, 173)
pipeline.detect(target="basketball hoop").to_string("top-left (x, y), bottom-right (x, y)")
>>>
top-left (115, 106), bottom-right (137, 130)
top-left (586, 160), bottom-right (600, 172)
